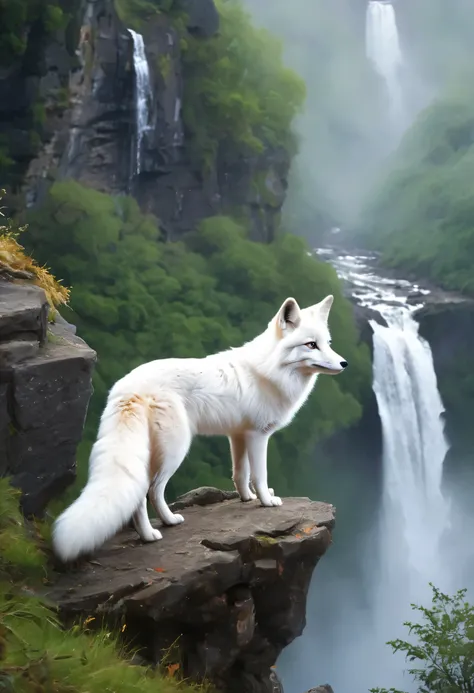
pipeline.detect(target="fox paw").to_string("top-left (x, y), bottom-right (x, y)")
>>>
top-left (240, 486), bottom-right (258, 501)
top-left (261, 495), bottom-right (282, 507)
top-left (143, 528), bottom-right (163, 542)
top-left (165, 513), bottom-right (185, 526)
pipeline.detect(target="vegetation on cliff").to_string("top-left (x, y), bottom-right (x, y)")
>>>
top-left (371, 584), bottom-right (474, 693)
top-left (0, 479), bottom-right (202, 693)
top-left (359, 91), bottom-right (474, 296)
top-left (181, 0), bottom-right (305, 168)
top-left (0, 0), bottom-right (66, 65)
top-left (24, 180), bottom-right (371, 501)
top-left (0, 190), bottom-right (69, 311)
top-left (116, 0), bottom-right (305, 167)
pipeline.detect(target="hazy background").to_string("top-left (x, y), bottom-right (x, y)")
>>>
top-left (243, 2), bottom-right (474, 692)
top-left (245, 0), bottom-right (474, 243)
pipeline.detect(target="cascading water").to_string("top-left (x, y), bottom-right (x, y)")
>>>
top-left (338, 255), bottom-right (451, 690)
top-left (128, 29), bottom-right (152, 176)
top-left (371, 306), bottom-right (451, 644)
top-left (366, 1), bottom-right (403, 120)
top-left (278, 251), bottom-right (453, 693)
top-left (372, 309), bottom-right (450, 578)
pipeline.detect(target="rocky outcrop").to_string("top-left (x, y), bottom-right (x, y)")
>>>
top-left (56, 0), bottom-right (135, 197)
top-left (10, 0), bottom-right (290, 242)
top-left (0, 281), bottom-right (96, 516)
top-left (305, 687), bottom-right (334, 693)
top-left (0, 0), bottom-right (81, 199)
top-left (48, 488), bottom-right (335, 693)
top-left (415, 299), bottom-right (474, 469)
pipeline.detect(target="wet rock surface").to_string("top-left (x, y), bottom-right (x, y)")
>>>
top-left (47, 489), bottom-right (335, 693)
top-left (0, 281), bottom-right (96, 516)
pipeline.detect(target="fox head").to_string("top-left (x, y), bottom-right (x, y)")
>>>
top-left (271, 295), bottom-right (348, 375)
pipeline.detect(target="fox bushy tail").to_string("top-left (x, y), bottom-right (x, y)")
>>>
top-left (52, 395), bottom-right (150, 562)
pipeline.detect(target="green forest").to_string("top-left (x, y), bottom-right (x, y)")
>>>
top-left (0, 0), bottom-right (371, 689)
top-left (360, 91), bottom-right (474, 296)
top-left (0, 0), bottom-right (369, 505)
top-left (25, 181), bottom-right (371, 502)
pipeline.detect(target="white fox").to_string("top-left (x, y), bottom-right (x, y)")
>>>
top-left (53, 295), bottom-right (347, 562)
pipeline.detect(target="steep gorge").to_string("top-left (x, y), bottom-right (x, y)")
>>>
top-left (1, 0), bottom-right (298, 243)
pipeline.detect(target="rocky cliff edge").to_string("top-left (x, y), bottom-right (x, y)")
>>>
top-left (47, 486), bottom-right (335, 693)
top-left (0, 280), bottom-right (96, 515)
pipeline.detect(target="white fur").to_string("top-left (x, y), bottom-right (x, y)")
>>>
top-left (52, 295), bottom-right (347, 562)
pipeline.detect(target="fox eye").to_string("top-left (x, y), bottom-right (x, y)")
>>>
top-left (306, 341), bottom-right (318, 350)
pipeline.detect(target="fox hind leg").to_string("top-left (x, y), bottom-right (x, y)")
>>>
top-left (148, 395), bottom-right (191, 527)
top-left (132, 497), bottom-right (163, 542)
top-left (230, 434), bottom-right (257, 502)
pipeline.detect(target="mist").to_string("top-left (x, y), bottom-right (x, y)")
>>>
top-left (244, 0), bottom-right (474, 243)
top-left (242, 2), bottom-right (474, 691)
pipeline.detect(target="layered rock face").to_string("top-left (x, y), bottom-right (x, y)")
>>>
top-left (416, 298), bottom-right (474, 469)
top-left (48, 487), bottom-right (335, 693)
top-left (0, 281), bottom-right (96, 515)
top-left (5, 0), bottom-right (290, 242)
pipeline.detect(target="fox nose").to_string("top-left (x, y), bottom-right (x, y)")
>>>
top-left (340, 360), bottom-right (348, 369)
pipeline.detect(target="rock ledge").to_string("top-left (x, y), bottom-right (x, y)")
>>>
top-left (0, 281), bottom-right (96, 515)
top-left (48, 488), bottom-right (335, 693)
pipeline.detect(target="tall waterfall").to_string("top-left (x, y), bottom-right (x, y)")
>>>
top-left (366, 1), bottom-right (403, 119)
top-left (128, 29), bottom-right (152, 176)
top-left (277, 251), bottom-right (454, 693)
top-left (371, 308), bottom-right (451, 601)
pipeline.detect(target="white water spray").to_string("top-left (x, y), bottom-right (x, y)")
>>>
top-left (369, 304), bottom-right (451, 689)
top-left (277, 251), bottom-right (453, 693)
top-left (366, 1), bottom-right (403, 119)
top-left (371, 308), bottom-right (451, 595)
top-left (128, 29), bottom-right (152, 176)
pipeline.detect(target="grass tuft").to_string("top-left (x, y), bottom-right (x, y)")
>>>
top-left (0, 189), bottom-right (70, 314)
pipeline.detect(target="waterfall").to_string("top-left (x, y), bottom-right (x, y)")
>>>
top-left (368, 305), bottom-right (452, 691)
top-left (366, 1), bottom-right (403, 119)
top-left (277, 250), bottom-right (455, 693)
top-left (371, 308), bottom-right (451, 600)
top-left (128, 29), bottom-right (152, 176)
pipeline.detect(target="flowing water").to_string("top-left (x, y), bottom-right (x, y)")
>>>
top-left (128, 29), bottom-right (153, 176)
top-left (278, 249), bottom-right (452, 693)
top-left (366, 1), bottom-right (404, 122)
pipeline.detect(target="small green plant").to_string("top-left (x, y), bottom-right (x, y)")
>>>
top-left (157, 53), bottom-right (172, 82)
top-left (371, 584), bottom-right (474, 693)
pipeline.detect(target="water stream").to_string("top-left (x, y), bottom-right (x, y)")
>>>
top-left (128, 29), bottom-right (153, 176)
top-left (366, 0), bottom-right (404, 123)
top-left (278, 249), bottom-right (452, 693)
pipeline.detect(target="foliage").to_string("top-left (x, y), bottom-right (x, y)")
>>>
top-left (0, 0), bottom-right (66, 65)
top-left (24, 181), bottom-right (371, 504)
top-left (359, 92), bottom-right (474, 296)
top-left (0, 479), bottom-right (203, 693)
top-left (0, 479), bottom-right (45, 581)
top-left (181, 0), bottom-right (306, 168)
top-left (115, 0), bottom-right (164, 30)
top-left (370, 584), bottom-right (474, 693)
top-left (0, 190), bottom-right (69, 312)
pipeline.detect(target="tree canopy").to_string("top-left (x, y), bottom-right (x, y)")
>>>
top-left (24, 181), bottom-right (371, 502)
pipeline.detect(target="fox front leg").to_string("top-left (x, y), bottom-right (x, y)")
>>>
top-left (245, 432), bottom-right (282, 507)
top-left (229, 434), bottom-right (257, 501)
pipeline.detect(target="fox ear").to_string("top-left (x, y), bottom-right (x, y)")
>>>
top-left (275, 297), bottom-right (301, 333)
top-left (314, 294), bottom-right (334, 323)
